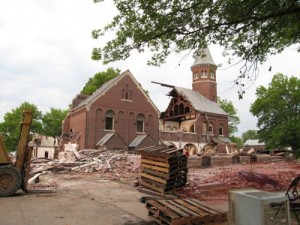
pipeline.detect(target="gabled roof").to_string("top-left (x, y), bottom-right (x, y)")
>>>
top-left (191, 47), bottom-right (216, 68)
top-left (96, 133), bottom-right (115, 146)
top-left (129, 134), bottom-right (148, 148)
top-left (73, 70), bottom-right (159, 113)
top-left (174, 87), bottom-right (227, 115)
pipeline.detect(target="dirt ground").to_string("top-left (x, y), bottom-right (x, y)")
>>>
top-left (1, 160), bottom-right (300, 225)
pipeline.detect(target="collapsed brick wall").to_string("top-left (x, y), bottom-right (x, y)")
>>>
top-left (187, 155), bottom-right (291, 169)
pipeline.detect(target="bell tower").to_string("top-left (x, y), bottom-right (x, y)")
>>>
top-left (191, 47), bottom-right (218, 102)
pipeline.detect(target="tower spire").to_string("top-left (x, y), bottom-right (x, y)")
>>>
top-left (191, 47), bottom-right (218, 102)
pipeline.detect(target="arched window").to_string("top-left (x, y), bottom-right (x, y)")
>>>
top-left (193, 72), bottom-right (197, 80)
top-left (208, 123), bottom-right (214, 135)
top-left (201, 70), bottom-right (204, 78)
top-left (136, 114), bottom-right (145, 133)
top-left (166, 126), bottom-right (171, 131)
top-left (219, 123), bottom-right (224, 136)
top-left (105, 110), bottom-right (114, 130)
top-left (211, 71), bottom-right (215, 79)
top-left (172, 126), bottom-right (178, 131)
top-left (202, 123), bottom-right (207, 134)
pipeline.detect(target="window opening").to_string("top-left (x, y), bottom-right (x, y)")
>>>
top-left (208, 123), bottom-right (214, 135)
top-left (219, 123), bottom-right (224, 135)
top-left (136, 114), bottom-right (145, 133)
top-left (105, 110), bottom-right (114, 130)
top-left (202, 123), bottom-right (207, 134)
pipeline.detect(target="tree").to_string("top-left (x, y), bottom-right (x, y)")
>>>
top-left (42, 108), bottom-right (68, 138)
top-left (242, 129), bottom-right (259, 143)
top-left (250, 73), bottom-right (300, 153)
top-left (230, 135), bottom-right (243, 149)
top-left (0, 102), bottom-right (43, 151)
top-left (218, 97), bottom-right (240, 136)
top-left (92, 0), bottom-right (300, 95)
top-left (81, 68), bottom-right (120, 95)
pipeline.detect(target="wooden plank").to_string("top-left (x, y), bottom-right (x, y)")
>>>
top-left (190, 198), bottom-right (226, 214)
top-left (158, 200), bottom-right (191, 218)
top-left (141, 158), bottom-right (170, 168)
top-left (141, 177), bottom-right (170, 189)
top-left (142, 167), bottom-right (188, 179)
top-left (142, 168), bottom-right (169, 179)
top-left (142, 154), bottom-right (186, 163)
top-left (142, 154), bottom-right (169, 163)
top-left (141, 173), bottom-right (167, 184)
top-left (146, 200), bottom-right (180, 219)
top-left (147, 208), bottom-right (172, 225)
top-left (137, 187), bottom-right (176, 199)
top-left (141, 163), bottom-right (169, 173)
top-left (166, 200), bottom-right (199, 217)
top-left (141, 176), bottom-right (186, 189)
top-left (139, 180), bottom-right (166, 193)
top-left (173, 199), bottom-right (210, 217)
top-left (184, 199), bottom-right (219, 216)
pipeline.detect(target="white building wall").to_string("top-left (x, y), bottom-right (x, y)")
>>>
top-left (36, 147), bottom-right (55, 159)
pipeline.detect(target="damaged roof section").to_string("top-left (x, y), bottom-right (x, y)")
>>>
top-left (172, 87), bottom-right (227, 115)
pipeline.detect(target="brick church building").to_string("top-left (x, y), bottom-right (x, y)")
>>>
top-left (159, 48), bottom-right (230, 154)
top-left (61, 70), bottom-right (160, 150)
top-left (62, 47), bottom-right (230, 154)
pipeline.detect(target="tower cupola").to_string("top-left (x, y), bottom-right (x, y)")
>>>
top-left (191, 47), bottom-right (218, 102)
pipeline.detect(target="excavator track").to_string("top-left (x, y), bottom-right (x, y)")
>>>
top-left (0, 165), bottom-right (21, 197)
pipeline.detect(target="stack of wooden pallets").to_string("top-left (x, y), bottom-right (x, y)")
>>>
top-left (139, 146), bottom-right (188, 193)
top-left (146, 198), bottom-right (227, 225)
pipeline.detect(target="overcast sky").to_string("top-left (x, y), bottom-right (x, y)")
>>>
top-left (0, 0), bottom-right (299, 136)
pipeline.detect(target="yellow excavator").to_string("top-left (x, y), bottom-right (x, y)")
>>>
top-left (0, 111), bottom-right (33, 197)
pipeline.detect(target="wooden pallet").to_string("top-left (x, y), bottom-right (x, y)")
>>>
top-left (140, 146), bottom-right (184, 158)
top-left (141, 167), bottom-right (188, 179)
top-left (146, 198), bottom-right (227, 225)
top-left (139, 146), bottom-right (188, 193)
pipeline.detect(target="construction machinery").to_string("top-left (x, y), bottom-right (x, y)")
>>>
top-left (0, 111), bottom-right (33, 197)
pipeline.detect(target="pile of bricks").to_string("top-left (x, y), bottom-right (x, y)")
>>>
top-left (139, 146), bottom-right (188, 193)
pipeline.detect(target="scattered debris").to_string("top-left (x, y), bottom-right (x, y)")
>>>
top-left (29, 148), bottom-right (141, 189)
top-left (238, 170), bottom-right (279, 187)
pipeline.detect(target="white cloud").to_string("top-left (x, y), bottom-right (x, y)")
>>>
top-left (0, 0), bottom-right (299, 137)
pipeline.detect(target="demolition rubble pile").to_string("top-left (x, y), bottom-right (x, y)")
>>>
top-left (176, 161), bottom-right (300, 200)
top-left (29, 147), bottom-right (141, 186)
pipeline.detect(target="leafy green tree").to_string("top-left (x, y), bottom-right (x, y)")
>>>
top-left (218, 97), bottom-right (240, 136)
top-left (0, 102), bottom-right (43, 151)
top-left (92, 0), bottom-right (300, 94)
top-left (242, 129), bottom-right (259, 143)
top-left (250, 73), bottom-right (300, 154)
top-left (230, 135), bottom-right (243, 149)
top-left (81, 68), bottom-right (120, 95)
top-left (42, 108), bottom-right (68, 138)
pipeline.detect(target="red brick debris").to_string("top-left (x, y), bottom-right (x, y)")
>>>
top-left (28, 151), bottom-right (300, 202)
top-left (176, 161), bottom-right (300, 200)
